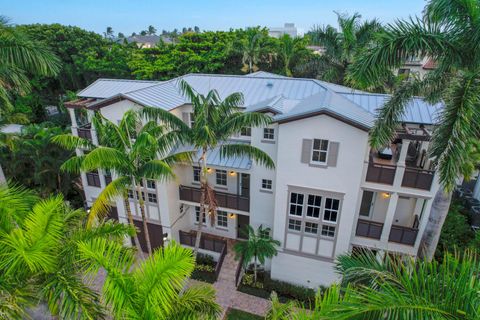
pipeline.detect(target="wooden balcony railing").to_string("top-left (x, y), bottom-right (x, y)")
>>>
top-left (77, 123), bottom-right (92, 142)
top-left (365, 162), bottom-right (396, 185)
top-left (179, 185), bottom-right (249, 212)
top-left (402, 167), bottom-right (434, 191)
top-left (356, 219), bottom-right (384, 239)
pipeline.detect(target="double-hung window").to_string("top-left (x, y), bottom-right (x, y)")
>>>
top-left (305, 222), bottom-right (319, 234)
top-left (216, 210), bottom-right (228, 228)
top-left (195, 206), bottom-right (206, 224)
top-left (288, 219), bottom-right (302, 231)
top-left (240, 127), bottom-right (251, 137)
top-left (306, 195), bottom-right (322, 218)
top-left (323, 198), bottom-right (340, 223)
top-left (146, 180), bottom-right (156, 189)
top-left (321, 225), bottom-right (336, 238)
top-left (263, 128), bottom-right (275, 140)
top-left (147, 192), bottom-right (157, 203)
top-left (193, 166), bottom-right (200, 182)
top-left (261, 179), bottom-right (272, 190)
top-left (289, 192), bottom-right (304, 216)
top-left (311, 139), bottom-right (329, 164)
top-left (216, 169), bottom-right (227, 186)
top-left (189, 113), bottom-right (195, 128)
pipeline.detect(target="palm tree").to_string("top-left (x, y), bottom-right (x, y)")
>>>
top-left (234, 225), bottom-right (280, 283)
top-left (0, 16), bottom-right (60, 113)
top-left (240, 27), bottom-right (265, 73)
top-left (307, 12), bottom-right (382, 85)
top-left (347, 0), bottom-right (480, 260)
top-left (276, 34), bottom-right (308, 77)
top-left (267, 250), bottom-right (480, 319)
top-left (55, 109), bottom-right (190, 255)
top-left (79, 239), bottom-right (221, 319)
top-left (0, 183), bottom-right (133, 319)
top-left (143, 80), bottom-right (275, 255)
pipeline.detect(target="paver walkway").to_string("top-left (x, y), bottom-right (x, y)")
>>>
top-left (212, 239), bottom-right (271, 319)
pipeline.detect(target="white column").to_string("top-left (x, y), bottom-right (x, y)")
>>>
top-left (394, 140), bottom-right (410, 188)
top-left (86, 110), bottom-right (99, 146)
top-left (380, 192), bottom-right (399, 243)
top-left (473, 177), bottom-right (480, 201)
top-left (68, 108), bottom-right (78, 136)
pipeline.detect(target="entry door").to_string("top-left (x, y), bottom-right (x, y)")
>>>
top-left (240, 173), bottom-right (250, 197)
top-left (359, 191), bottom-right (375, 218)
top-left (237, 214), bottom-right (250, 239)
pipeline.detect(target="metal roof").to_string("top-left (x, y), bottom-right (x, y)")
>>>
top-left (340, 92), bottom-right (442, 125)
top-left (173, 140), bottom-right (252, 170)
top-left (78, 79), bottom-right (161, 99)
top-left (79, 73), bottom-right (443, 127)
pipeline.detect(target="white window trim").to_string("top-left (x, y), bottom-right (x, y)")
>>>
top-left (260, 179), bottom-right (273, 191)
top-left (310, 139), bottom-right (329, 165)
top-left (262, 128), bottom-right (275, 141)
top-left (194, 206), bottom-right (207, 225)
top-left (322, 198), bottom-right (340, 224)
top-left (192, 166), bottom-right (201, 184)
top-left (215, 169), bottom-right (227, 187)
top-left (240, 127), bottom-right (252, 138)
top-left (216, 211), bottom-right (228, 229)
top-left (305, 194), bottom-right (322, 219)
top-left (189, 112), bottom-right (195, 128)
top-left (287, 218), bottom-right (302, 232)
top-left (288, 192), bottom-right (304, 217)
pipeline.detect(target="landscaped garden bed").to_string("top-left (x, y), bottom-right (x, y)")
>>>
top-left (191, 253), bottom-right (218, 283)
top-left (238, 269), bottom-right (318, 308)
top-left (225, 308), bottom-right (263, 320)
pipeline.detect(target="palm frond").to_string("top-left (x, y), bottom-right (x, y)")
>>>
top-left (52, 134), bottom-right (94, 151)
top-left (221, 143), bottom-right (275, 169)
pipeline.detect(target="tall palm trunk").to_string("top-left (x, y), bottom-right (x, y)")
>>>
top-left (136, 183), bottom-right (153, 254)
top-left (123, 196), bottom-right (144, 255)
top-left (193, 148), bottom-right (207, 255)
top-left (419, 189), bottom-right (453, 260)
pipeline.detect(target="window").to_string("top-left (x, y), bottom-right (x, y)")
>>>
top-left (86, 171), bottom-right (101, 187)
top-left (128, 190), bottom-right (134, 199)
top-left (216, 210), bottom-right (228, 228)
top-left (305, 222), bottom-right (318, 234)
top-left (146, 180), bottom-right (156, 189)
top-left (321, 225), bottom-right (336, 238)
top-left (263, 128), bottom-right (275, 140)
top-left (147, 192), bottom-right (157, 203)
top-left (288, 219), bottom-right (301, 231)
top-left (193, 166), bottom-right (200, 182)
top-left (289, 192), bottom-right (304, 216)
top-left (195, 206), bottom-right (206, 224)
top-left (306, 195), bottom-right (322, 218)
top-left (128, 190), bottom-right (145, 201)
top-left (216, 169), bottom-right (227, 186)
top-left (311, 139), bottom-right (329, 164)
top-left (240, 127), bottom-right (251, 137)
top-left (189, 113), bottom-right (195, 128)
top-left (261, 179), bottom-right (272, 190)
top-left (323, 198), bottom-right (340, 223)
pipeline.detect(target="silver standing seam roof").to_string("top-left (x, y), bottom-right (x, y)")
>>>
top-left (77, 72), bottom-right (443, 169)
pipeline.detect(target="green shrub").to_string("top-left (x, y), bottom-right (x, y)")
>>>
top-left (226, 308), bottom-right (263, 320)
top-left (196, 253), bottom-right (216, 267)
top-left (191, 269), bottom-right (217, 283)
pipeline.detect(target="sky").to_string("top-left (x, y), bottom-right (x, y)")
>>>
top-left (2, 0), bottom-right (426, 35)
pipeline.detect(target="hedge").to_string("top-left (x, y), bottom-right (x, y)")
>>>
top-left (191, 253), bottom-right (217, 283)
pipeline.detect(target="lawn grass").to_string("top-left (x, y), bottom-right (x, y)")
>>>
top-left (225, 308), bottom-right (263, 320)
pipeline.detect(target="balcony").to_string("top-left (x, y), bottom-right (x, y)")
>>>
top-left (388, 215), bottom-right (419, 246)
top-left (179, 185), bottom-right (249, 212)
top-left (356, 219), bottom-right (384, 239)
top-left (77, 123), bottom-right (92, 142)
top-left (366, 161), bottom-right (396, 185)
top-left (401, 167), bottom-right (434, 190)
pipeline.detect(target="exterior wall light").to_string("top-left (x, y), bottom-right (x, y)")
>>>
top-left (206, 168), bottom-right (212, 173)
top-left (381, 192), bottom-right (391, 199)
top-left (162, 232), bottom-right (169, 241)
top-left (228, 213), bottom-right (236, 219)
top-left (229, 171), bottom-right (236, 176)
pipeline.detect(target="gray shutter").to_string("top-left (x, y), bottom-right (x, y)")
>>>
top-left (301, 139), bottom-right (312, 163)
top-left (182, 112), bottom-right (189, 125)
top-left (327, 141), bottom-right (339, 167)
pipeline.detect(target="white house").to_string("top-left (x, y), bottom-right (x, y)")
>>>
top-left (65, 71), bottom-right (442, 287)
top-left (268, 23), bottom-right (298, 38)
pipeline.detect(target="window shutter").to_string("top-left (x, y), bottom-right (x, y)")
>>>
top-left (182, 112), bottom-right (189, 125)
top-left (327, 142), bottom-right (339, 167)
top-left (301, 139), bottom-right (312, 163)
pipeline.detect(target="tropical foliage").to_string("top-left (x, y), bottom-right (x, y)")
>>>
top-left (307, 12), bottom-right (383, 86)
top-left (0, 183), bottom-right (134, 319)
top-left (268, 249), bottom-right (480, 319)
top-left (80, 240), bottom-right (221, 319)
top-left (54, 109), bottom-right (190, 254)
top-left (143, 80), bottom-right (275, 254)
top-left (234, 225), bottom-right (280, 283)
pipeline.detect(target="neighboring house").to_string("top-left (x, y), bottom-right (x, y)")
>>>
top-left (268, 23), bottom-right (298, 38)
top-left (119, 35), bottom-right (173, 48)
top-left (0, 124), bottom-right (23, 184)
top-left (65, 71), bottom-right (442, 287)
top-left (396, 56), bottom-right (436, 80)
